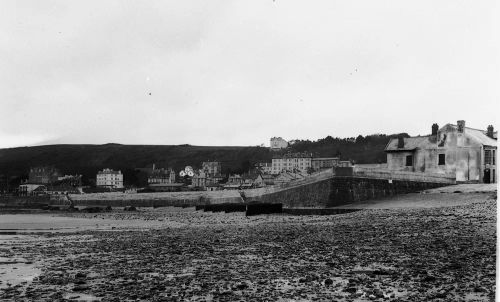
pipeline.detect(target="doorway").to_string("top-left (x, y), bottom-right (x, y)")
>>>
top-left (483, 169), bottom-right (491, 183)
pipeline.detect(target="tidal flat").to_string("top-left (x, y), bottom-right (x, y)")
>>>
top-left (0, 190), bottom-right (496, 301)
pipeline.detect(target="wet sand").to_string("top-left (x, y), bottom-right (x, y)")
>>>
top-left (0, 189), bottom-right (496, 301)
top-left (0, 214), bottom-right (167, 232)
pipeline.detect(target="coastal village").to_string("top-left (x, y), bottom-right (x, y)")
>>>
top-left (4, 120), bottom-right (498, 197)
top-left (1, 2), bottom-right (497, 300)
top-left (14, 146), bottom-right (349, 197)
top-left (0, 120), bottom-right (497, 302)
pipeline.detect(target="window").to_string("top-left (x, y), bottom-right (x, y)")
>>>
top-left (485, 150), bottom-right (492, 165)
top-left (405, 155), bottom-right (413, 167)
top-left (438, 154), bottom-right (445, 165)
top-left (493, 150), bottom-right (496, 165)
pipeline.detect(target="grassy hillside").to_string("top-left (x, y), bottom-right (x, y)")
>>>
top-left (0, 133), bottom-right (408, 187)
top-left (0, 144), bottom-right (271, 185)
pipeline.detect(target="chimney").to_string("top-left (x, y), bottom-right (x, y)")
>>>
top-left (487, 125), bottom-right (494, 138)
top-left (397, 136), bottom-right (405, 148)
top-left (432, 123), bottom-right (439, 136)
top-left (457, 120), bottom-right (465, 133)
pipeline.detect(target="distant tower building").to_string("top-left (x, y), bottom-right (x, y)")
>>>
top-left (96, 168), bottom-right (124, 189)
top-left (169, 168), bottom-right (176, 183)
top-left (270, 137), bottom-right (288, 151)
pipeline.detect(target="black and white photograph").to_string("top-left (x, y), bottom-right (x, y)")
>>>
top-left (0, 1), bottom-right (498, 301)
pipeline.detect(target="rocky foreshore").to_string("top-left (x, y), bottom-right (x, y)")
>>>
top-left (0, 192), bottom-right (496, 301)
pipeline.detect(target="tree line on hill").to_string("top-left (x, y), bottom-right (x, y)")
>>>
top-left (285, 133), bottom-right (410, 164)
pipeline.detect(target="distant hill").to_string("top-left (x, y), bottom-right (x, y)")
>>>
top-left (0, 133), bottom-right (409, 187)
top-left (0, 144), bottom-right (271, 186)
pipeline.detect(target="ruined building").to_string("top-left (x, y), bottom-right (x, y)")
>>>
top-left (385, 120), bottom-right (497, 183)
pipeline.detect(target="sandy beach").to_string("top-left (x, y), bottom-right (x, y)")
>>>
top-left (0, 185), bottom-right (496, 301)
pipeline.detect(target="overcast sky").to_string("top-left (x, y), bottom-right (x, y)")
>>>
top-left (1, 1), bottom-right (499, 148)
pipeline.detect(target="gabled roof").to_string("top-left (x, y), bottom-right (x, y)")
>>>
top-left (242, 173), bottom-right (262, 180)
top-left (442, 124), bottom-right (497, 147)
top-left (385, 124), bottom-right (497, 152)
top-left (385, 136), bottom-right (432, 152)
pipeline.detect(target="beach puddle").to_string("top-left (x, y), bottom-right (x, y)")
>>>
top-left (464, 292), bottom-right (490, 301)
top-left (63, 292), bottom-right (101, 301)
top-left (0, 233), bottom-right (41, 291)
top-left (0, 257), bottom-right (40, 290)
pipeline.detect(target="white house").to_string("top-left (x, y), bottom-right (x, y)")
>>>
top-left (96, 168), bottom-right (124, 188)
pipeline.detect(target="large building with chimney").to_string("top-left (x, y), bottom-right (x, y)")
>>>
top-left (385, 121), bottom-right (497, 183)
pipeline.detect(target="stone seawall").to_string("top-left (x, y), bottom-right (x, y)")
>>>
top-left (36, 176), bottom-right (453, 209)
top-left (61, 191), bottom-right (243, 207)
top-left (246, 177), bottom-right (452, 208)
top-left (328, 177), bottom-right (451, 206)
top-left (246, 178), bottom-right (332, 207)
top-left (0, 196), bottom-right (51, 206)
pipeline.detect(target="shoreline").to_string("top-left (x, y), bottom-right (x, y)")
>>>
top-left (0, 189), bottom-right (496, 301)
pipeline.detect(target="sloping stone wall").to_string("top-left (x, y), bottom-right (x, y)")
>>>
top-left (245, 178), bottom-right (332, 208)
top-left (328, 177), bottom-right (449, 207)
top-left (44, 176), bottom-right (452, 208)
top-left (246, 177), bottom-right (451, 208)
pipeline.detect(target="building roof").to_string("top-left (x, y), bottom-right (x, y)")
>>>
top-left (242, 173), bottom-right (261, 181)
top-left (224, 184), bottom-right (241, 188)
top-left (261, 174), bottom-right (275, 180)
top-left (385, 123), bottom-right (497, 152)
top-left (32, 185), bottom-right (47, 192)
top-left (98, 168), bottom-right (121, 174)
top-left (272, 152), bottom-right (313, 159)
top-left (385, 136), bottom-right (432, 152)
top-left (446, 124), bottom-right (497, 147)
top-left (149, 168), bottom-right (175, 177)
